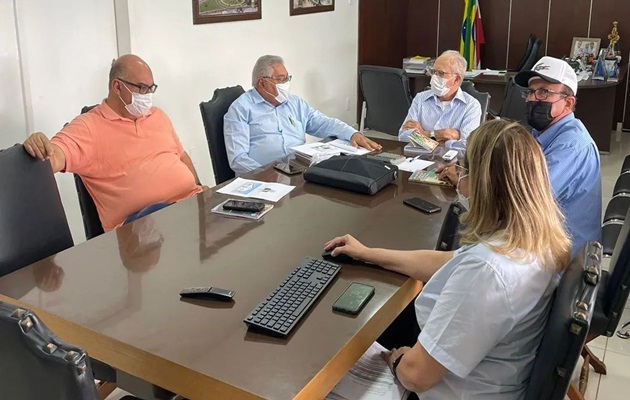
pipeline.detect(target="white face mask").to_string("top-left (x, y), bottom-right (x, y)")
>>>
top-left (456, 174), bottom-right (470, 210)
top-left (119, 82), bottom-right (153, 116)
top-left (274, 81), bottom-right (291, 104)
top-left (430, 74), bottom-right (452, 97)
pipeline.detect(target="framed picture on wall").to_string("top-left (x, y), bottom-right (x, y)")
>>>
top-left (570, 37), bottom-right (601, 61)
top-left (192, 0), bottom-right (261, 25)
top-left (290, 0), bottom-right (334, 16)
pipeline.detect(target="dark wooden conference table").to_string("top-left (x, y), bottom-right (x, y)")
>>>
top-left (0, 139), bottom-right (456, 400)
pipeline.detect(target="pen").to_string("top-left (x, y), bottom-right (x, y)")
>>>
top-left (289, 116), bottom-right (295, 127)
top-left (408, 155), bottom-right (420, 162)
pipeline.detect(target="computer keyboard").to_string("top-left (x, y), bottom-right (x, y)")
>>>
top-left (244, 257), bottom-right (341, 337)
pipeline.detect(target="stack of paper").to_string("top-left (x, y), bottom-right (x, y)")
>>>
top-left (216, 178), bottom-right (295, 202)
top-left (291, 139), bottom-right (371, 164)
top-left (210, 199), bottom-right (273, 220)
top-left (325, 341), bottom-right (410, 400)
top-left (403, 56), bottom-right (431, 74)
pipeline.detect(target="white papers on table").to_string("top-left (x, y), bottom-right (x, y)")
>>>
top-left (291, 139), bottom-right (371, 163)
top-left (216, 178), bottom-right (294, 202)
top-left (472, 68), bottom-right (507, 76)
top-left (325, 341), bottom-right (410, 400)
top-left (397, 158), bottom-right (434, 172)
top-left (464, 70), bottom-right (482, 79)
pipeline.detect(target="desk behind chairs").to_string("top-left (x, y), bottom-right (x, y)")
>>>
top-left (199, 85), bottom-right (244, 185)
top-left (524, 242), bottom-right (601, 400)
top-left (358, 65), bottom-right (413, 135)
top-left (0, 145), bottom-right (74, 277)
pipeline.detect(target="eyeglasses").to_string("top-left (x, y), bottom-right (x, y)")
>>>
top-left (118, 79), bottom-right (158, 94)
top-left (263, 75), bottom-right (292, 84)
top-left (427, 68), bottom-right (457, 78)
top-left (522, 88), bottom-right (570, 101)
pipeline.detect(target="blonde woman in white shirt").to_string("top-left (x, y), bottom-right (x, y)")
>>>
top-left (325, 119), bottom-right (571, 399)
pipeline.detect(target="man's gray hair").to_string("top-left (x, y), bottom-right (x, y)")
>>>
top-left (252, 55), bottom-right (284, 86)
top-left (439, 50), bottom-right (467, 78)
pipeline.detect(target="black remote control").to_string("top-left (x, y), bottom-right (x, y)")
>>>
top-left (179, 287), bottom-right (235, 301)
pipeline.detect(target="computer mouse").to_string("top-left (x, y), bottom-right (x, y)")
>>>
top-left (322, 248), bottom-right (357, 264)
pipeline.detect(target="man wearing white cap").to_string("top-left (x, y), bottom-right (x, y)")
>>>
top-left (514, 56), bottom-right (601, 256)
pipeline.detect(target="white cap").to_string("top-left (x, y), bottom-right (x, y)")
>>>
top-left (514, 56), bottom-right (578, 95)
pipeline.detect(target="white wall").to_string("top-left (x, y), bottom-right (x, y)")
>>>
top-left (125, 0), bottom-right (359, 187)
top-left (14, 0), bottom-right (118, 243)
top-left (0, 0), bottom-right (27, 149)
top-left (2, 0), bottom-right (359, 244)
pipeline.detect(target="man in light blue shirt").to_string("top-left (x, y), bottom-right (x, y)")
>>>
top-left (399, 50), bottom-right (482, 150)
top-left (224, 55), bottom-right (380, 174)
top-left (515, 56), bottom-right (602, 255)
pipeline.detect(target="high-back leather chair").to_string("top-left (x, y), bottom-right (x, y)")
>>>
top-left (200, 85), bottom-right (245, 185)
top-left (512, 34), bottom-right (537, 72)
top-left (0, 300), bottom-right (98, 400)
top-left (435, 201), bottom-right (464, 251)
top-left (581, 208), bottom-right (630, 377)
top-left (0, 145), bottom-right (74, 277)
top-left (520, 37), bottom-right (543, 72)
top-left (460, 81), bottom-right (490, 125)
top-left (489, 77), bottom-right (531, 130)
top-left (70, 105), bottom-right (105, 240)
top-left (358, 65), bottom-right (413, 136)
top-left (523, 242), bottom-right (601, 400)
top-left (0, 300), bottom-right (141, 400)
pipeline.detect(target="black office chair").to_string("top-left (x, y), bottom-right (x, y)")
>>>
top-left (200, 86), bottom-right (244, 185)
top-left (66, 104), bottom-right (105, 241)
top-left (0, 145), bottom-right (74, 277)
top-left (488, 78), bottom-right (531, 130)
top-left (523, 242), bottom-right (601, 400)
top-left (74, 174), bottom-right (104, 240)
top-left (0, 300), bottom-right (140, 400)
top-left (460, 81), bottom-right (490, 125)
top-left (520, 37), bottom-right (543, 72)
top-left (358, 65), bottom-right (413, 136)
top-left (602, 220), bottom-right (623, 257)
top-left (511, 34), bottom-right (538, 72)
top-left (435, 201), bottom-right (464, 251)
top-left (581, 207), bottom-right (630, 377)
top-left (621, 155), bottom-right (630, 175)
top-left (602, 195), bottom-right (630, 223)
top-left (612, 172), bottom-right (630, 197)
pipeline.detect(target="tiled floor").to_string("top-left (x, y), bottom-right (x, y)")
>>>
top-left (571, 131), bottom-right (630, 400)
top-left (106, 130), bottom-right (630, 400)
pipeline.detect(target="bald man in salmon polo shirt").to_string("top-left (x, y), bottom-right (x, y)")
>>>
top-left (23, 54), bottom-right (203, 231)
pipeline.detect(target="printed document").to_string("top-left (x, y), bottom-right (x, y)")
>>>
top-left (217, 178), bottom-right (294, 202)
top-left (325, 341), bottom-right (410, 400)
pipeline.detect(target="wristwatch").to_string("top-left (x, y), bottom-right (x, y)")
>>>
top-left (430, 130), bottom-right (436, 139)
top-left (392, 353), bottom-right (405, 381)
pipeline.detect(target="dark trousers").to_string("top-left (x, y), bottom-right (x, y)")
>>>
top-left (377, 297), bottom-right (421, 350)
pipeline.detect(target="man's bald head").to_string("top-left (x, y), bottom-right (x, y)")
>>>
top-left (108, 54), bottom-right (152, 90)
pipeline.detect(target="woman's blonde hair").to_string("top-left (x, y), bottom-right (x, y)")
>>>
top-left (459, 119), bottom-right (571, 272)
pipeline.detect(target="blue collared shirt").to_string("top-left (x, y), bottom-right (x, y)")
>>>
top-left (533, 113), bottom-right (602, 256)
top-left (224, 89), bottom-right (356, 174)
top-left (398, 88), bottom-right (482, 150)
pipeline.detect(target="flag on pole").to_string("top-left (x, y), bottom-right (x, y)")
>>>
top-left (460, 0), bottom-right (485, 70)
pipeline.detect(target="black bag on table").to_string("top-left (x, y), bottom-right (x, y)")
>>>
top-left (303, 155), bottom-right (398, 195)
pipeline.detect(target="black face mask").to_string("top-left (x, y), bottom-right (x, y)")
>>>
top-left (526, 101), bottom-right (554, 131)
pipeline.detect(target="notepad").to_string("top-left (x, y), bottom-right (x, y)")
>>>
top-left (409, 170), bottom-right (453, 187)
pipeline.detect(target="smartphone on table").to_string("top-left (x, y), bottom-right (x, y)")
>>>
top-left (332, 282), bottom-right (375, 315)
top-left (222, 200), bottom-right (265, 213)
top-left (403, 197), bottom-right (442, 214)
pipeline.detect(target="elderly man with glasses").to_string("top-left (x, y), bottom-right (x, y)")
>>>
top-left (224, 55), bottom-right (381, 174)
top-left (399, 50), bottom-right (482, 150)
top-left (513, 56), bottom-right (601, 255)
top-left (23, 54), bottom-right (203, 232)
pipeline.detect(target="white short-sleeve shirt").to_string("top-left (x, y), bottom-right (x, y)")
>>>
top-left (415, 243), bottom-right (558, 400)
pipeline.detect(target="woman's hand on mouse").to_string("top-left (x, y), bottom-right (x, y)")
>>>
top-left (324, 234), bottom-right (370, 261)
